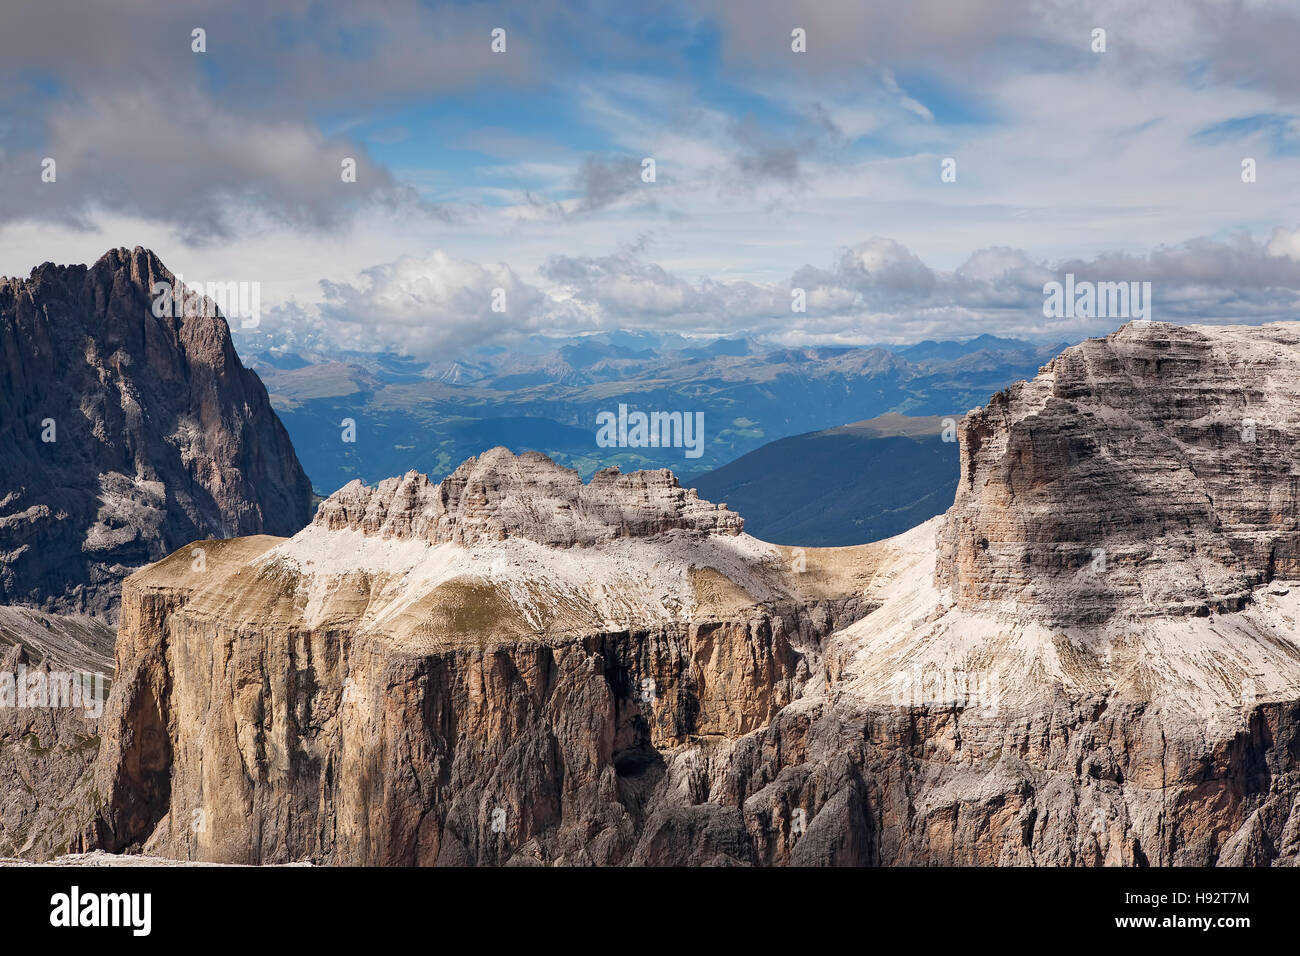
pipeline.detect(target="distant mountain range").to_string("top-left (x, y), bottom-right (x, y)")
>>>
top-left (687, 413), bottom-right (960, 546)
top-left (244, 331), bottom-right (1069, 497)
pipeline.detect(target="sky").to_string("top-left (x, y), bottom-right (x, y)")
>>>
top-left (3, 0), bottom-right (1300, 358)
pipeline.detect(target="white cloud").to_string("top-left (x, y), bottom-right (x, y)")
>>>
top-left (309, 251), bottom-right (548, 357)
top-left (7, 0), bottom-right (1300, 351)
top-left (1266, 225), bottom-right (1300, 260)
top-left (237, 229), bottom-right (1300, 359)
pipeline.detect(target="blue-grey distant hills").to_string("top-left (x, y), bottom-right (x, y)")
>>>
top-left (242, 331), bottom-right (1068, 496)
top-left (686, 413), bottom-right (960, 546)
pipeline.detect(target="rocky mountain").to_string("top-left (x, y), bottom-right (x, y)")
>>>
top-left (72, 447), bottom-right (872, 863)
top-left (314, 452), bottom-right (744, 547)
top-left (12, 321), bottom-right (1300, 866)
top-left (937, 321), bottom-right (1300, 624)
top-left (247, 332), bottom-right (1066, 494)
top-left (688, 413), bottom-right (960, 546)
top-left (0, 247), bottom-right (314, 619)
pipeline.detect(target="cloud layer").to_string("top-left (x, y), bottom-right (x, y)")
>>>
top-left (240, 228), bottom-right (1300, 359)
top-left (5, 1), bottom-right (1300, 353)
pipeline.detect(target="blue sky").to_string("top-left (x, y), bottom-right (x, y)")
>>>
top-left (3, 0), bottom-right (1300, 357)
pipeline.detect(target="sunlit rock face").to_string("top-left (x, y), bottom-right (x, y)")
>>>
top-left (938, 321), bottom-right (1300, 625)
top-left (313, 447), bottom-right (744, 548)
top-left (87, 450), bottom-right (871, 864)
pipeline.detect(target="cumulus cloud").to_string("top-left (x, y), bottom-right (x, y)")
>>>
top-left (253, 230), bottom-right (1300, 360)
top-left (541, 250), bottom-right (782, 328)
top-left (1265, 225), bottom-right (1300, 260)
top-left (0, 0), bottom-right (567, 239)
top-left (306, 251), bottom-right (549, 357)
top-left (0, 89), bottom-right (439, 244)
top-left (779, 233), bottom-right (1300, 341)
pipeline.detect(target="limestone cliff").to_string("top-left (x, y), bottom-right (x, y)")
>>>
top-left (937, 321), bottom-right (1300, 624)
top-left (88, 452), bottom-right (871, 863)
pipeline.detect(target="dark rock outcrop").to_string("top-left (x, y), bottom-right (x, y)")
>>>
top-left (0, 247), bottom-right (313, 619)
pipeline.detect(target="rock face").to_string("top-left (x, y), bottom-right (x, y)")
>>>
top-left (22, 323), bottom-right (1300, 866)
top-left (316, 448), bottom-right (744, 547)
top-left (0, 607), bottom-right (113, 859)
top-left (0, 640), bottom-right (106, 859)
top-left (0, 247), bottom-right (313, 619)
top-left (83, 450), bottom-right (874, 864)
top-left (937, 322), bottom-right (1300, 624)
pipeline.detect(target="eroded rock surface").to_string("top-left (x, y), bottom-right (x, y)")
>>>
top-left (0, 642), bottom-right (104, 859)
top-left (938, 321), bottom-right (1300, 624)
top-left (0, 247), bottom-right (313, 619)
top-left (22, 323), bottom-right (1300, 866)
top-left (316, 448), bottom-right (744, 547)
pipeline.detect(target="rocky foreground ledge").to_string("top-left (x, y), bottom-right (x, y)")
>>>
top-left (9, 321), bottom-right (1300, 865)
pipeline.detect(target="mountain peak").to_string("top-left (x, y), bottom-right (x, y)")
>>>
top-left (313, 447), bottom-right (743, 548)
top-left (0, 246), bottom-right (312, 617)
top-left (937, 319), bottom-right (1300, 624)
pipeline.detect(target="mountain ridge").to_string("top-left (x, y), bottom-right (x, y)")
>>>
top-left (67, 323), bottom-right (1300, 864)
top-left (248, 329), bottom-right (1067, 493)
top-left (687, 412), bottom-right (959, 546)
top-left (9, 282), bottom-right (1300, 865)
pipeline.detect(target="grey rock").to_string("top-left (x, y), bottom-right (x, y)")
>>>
top-left (0, 247), bottom-right (314, 620)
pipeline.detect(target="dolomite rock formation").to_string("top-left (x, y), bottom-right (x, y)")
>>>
top-left (25, 322), bottom-right (1300, 866)
top-left (0, 247), bottom-right (313, 619)
top-left (83, 450), bottom-right (874, 863)
top-left (0, 641), bottom-right (106, 859)
top-left (937, 321), bottom-right (1300, 624)
top-left (0, 607), bottom-right (115, 676)
top-left (315, 450), bottom-right (744, 547)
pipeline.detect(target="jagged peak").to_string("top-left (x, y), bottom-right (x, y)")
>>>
top-left (314, 447), bottom-right (743, 547)
top-left (2, 246), bottom-right (167, 286)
